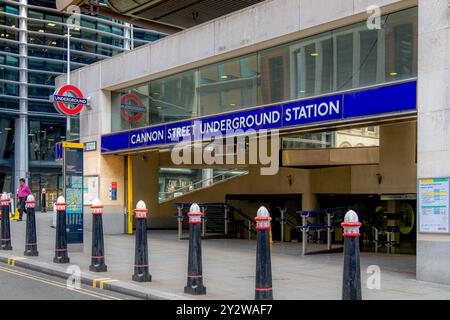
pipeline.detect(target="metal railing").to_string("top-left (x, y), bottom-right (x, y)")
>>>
top-left (174, 202), bottom-right (256, 240)
top-left (159, 169), bottom-right (249, 203)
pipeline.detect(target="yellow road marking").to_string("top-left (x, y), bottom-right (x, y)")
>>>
top-left (99, 279), bottom-right (119, 289)
top-left (0, 265), bottom-right (121, 300)
top-left (92, 277), bottom-right (112, 288)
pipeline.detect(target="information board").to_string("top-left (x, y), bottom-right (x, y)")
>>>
top-left (418, 178), bottom-right (450, 233)
top-left (83, 176), bottom-right (99, 205)
top-left (63, 142), bottom-right (84, 244)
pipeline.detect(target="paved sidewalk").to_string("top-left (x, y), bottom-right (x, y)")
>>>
top-left (2, 212), bottom-right (450, 300)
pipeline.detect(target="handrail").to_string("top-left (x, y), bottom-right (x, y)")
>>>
top-left (160, 169), bottom-right (249, 202)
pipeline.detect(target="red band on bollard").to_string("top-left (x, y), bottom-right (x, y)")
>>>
top-left (255, 287), bottom-right (273, 291)
top-left (341, 222), bottom-right (362, 227)
top-left (343, 233), bottom-right (361, 237)
top-left (187, 275), bottom-right (203, 278)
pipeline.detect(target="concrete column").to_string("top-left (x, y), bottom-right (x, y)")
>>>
top-left (123, 22), bottom-right (132, 50)
top-left (202, 168), bottom-right (213, 187)
top-left (132, 152), bottom-right (160, 227)
top-left (14, 0), bottom-right (28, 192)
top-left (416, 0), bottom-right (450, 285)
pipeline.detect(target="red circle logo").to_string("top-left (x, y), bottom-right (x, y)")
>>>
top-left (120, 93), bottom-right (145, 123)
top-left (52, 85), bottom-right (87, 116)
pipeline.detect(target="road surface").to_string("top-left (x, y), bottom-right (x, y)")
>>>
top-left (0, 264), bottom-right (139, 300)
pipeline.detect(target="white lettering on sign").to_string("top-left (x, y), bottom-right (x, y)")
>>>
top-left (285, 100), bottom-right (340, 122)
top-left (166, 110), bottom-right (281, 141)
top-left (130, 130), bottom-right (164, 145)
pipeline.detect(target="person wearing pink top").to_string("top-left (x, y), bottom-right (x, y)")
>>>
top-left (17, 178), bottom-right (32, 221)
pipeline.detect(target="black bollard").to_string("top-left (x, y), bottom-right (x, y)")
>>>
top-left (184, 203), bottom-right (206, 295)
top-left (90, 198), bottom-right (107, 272)
top-left (53, 196), bottom-right (69, 264)
top-left (0, 192), bottom-right (12, 250)
top-left (132, 200), bottom-right (151, 282)
top-left (254, 206), bottom-right (273, 300)
top-left (41, 188), bottom-right (46, 213)
top-left (24, 194), bottom-right (39, 256)
top-left (341, 210), bottom-right (362, 300)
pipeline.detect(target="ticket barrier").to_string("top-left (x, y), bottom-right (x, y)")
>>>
top-left (297, 209), bottom-right (348, 256)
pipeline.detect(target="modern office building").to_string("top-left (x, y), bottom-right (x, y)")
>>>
top-left (0, 0), bottom-right (165, 204)
top-left (54, 0), bottom-right (450, 287)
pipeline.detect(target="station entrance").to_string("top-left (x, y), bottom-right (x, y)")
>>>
top-left (124, 118), bottom-right (417, 256)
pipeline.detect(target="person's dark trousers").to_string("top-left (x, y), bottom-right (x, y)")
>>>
top-left (18, 197), bottom-right (27, 220)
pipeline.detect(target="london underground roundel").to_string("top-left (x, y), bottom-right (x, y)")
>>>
top-left (51, 85), bottom-right (88, 116)
top-left (120, 93), bottom-right (146, 123)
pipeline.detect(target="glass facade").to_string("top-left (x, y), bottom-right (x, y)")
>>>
top-left (0, 0), bottom-right (165, 114)
top-left (112, 7), bottom-right (417, 132)
top-left (0, 0), bottom-right (165, 203)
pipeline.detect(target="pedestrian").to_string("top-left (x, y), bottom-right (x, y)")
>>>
top-left (17, 178), bottom-right (32, 221)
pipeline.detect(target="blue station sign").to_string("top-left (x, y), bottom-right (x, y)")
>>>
top-left (102, 81), bottom-right (417, 153)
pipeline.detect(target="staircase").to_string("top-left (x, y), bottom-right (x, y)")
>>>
top-left (159, 168), bottom-right (249, 203)
top-left (174, 203), bottom-right (256, 240)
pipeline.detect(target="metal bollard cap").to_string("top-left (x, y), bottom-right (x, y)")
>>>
top-left (134, 200), bottom-right (148, 219)
top-left (1, 192), bottom-right (10, 202)
top-left (56, 196), bottom-right (66, 212)
top-left (341, 210), bottom-right (361, 237)
top-left (255, 206), bottom-right (271, 230)
top-left (1, 192), bottom-right (10, 207)
top-left (91, 198), bottom-right (103, 214)
top-left (187, 203), bottom-right (202, 224)
top-left (26, 194), bottom-right (36, 209)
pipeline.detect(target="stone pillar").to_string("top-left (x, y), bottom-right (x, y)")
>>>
top-left (416, 0), bottom-right (450, 285)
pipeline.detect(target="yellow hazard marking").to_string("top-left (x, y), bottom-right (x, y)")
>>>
top-left (99, 279), bottom-right (118, 289)
top-left (7, 259), bottom-right (14, 266)
top-left (92, 278), bottom-right (118, 289)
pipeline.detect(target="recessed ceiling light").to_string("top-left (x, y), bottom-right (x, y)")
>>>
top-left (4, 128), bottom-right (12, 131)
top-left (310, 52), bottom-right (319, 57)
top-left (229, 103), bottom-right (237, 107)
top-left (38, 29), bottom-right (44, 33)
top-left (220, 75), bottom-right (229, 79)
top-left (51, 41), bottom-right (57, 45)
top-left (47, 23), bottom-right (56, 27)
top-left (389, 72), bottom-right (398, 76)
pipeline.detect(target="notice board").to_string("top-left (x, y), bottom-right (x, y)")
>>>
top-left (418, 178), bottom-right (450, 233)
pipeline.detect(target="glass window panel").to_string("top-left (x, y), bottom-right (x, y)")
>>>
top-left (199, 54), bottom-right (258, 115)
top-left (359, 30), bottom-right (379, 86)
top-left (28, 118), bottom-right (66, 162)
top-left (336, 33), bottom-right (354, 90)
top-left (0, 117), bottom-right (15, 162)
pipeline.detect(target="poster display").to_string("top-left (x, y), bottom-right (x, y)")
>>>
top-left (84, 176), bottom-right (99, 205)
top-left (418, 178), bottom-right (450, 233)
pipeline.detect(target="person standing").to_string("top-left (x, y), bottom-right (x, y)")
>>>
top-left (17, 178), bottom-right (32, 221)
